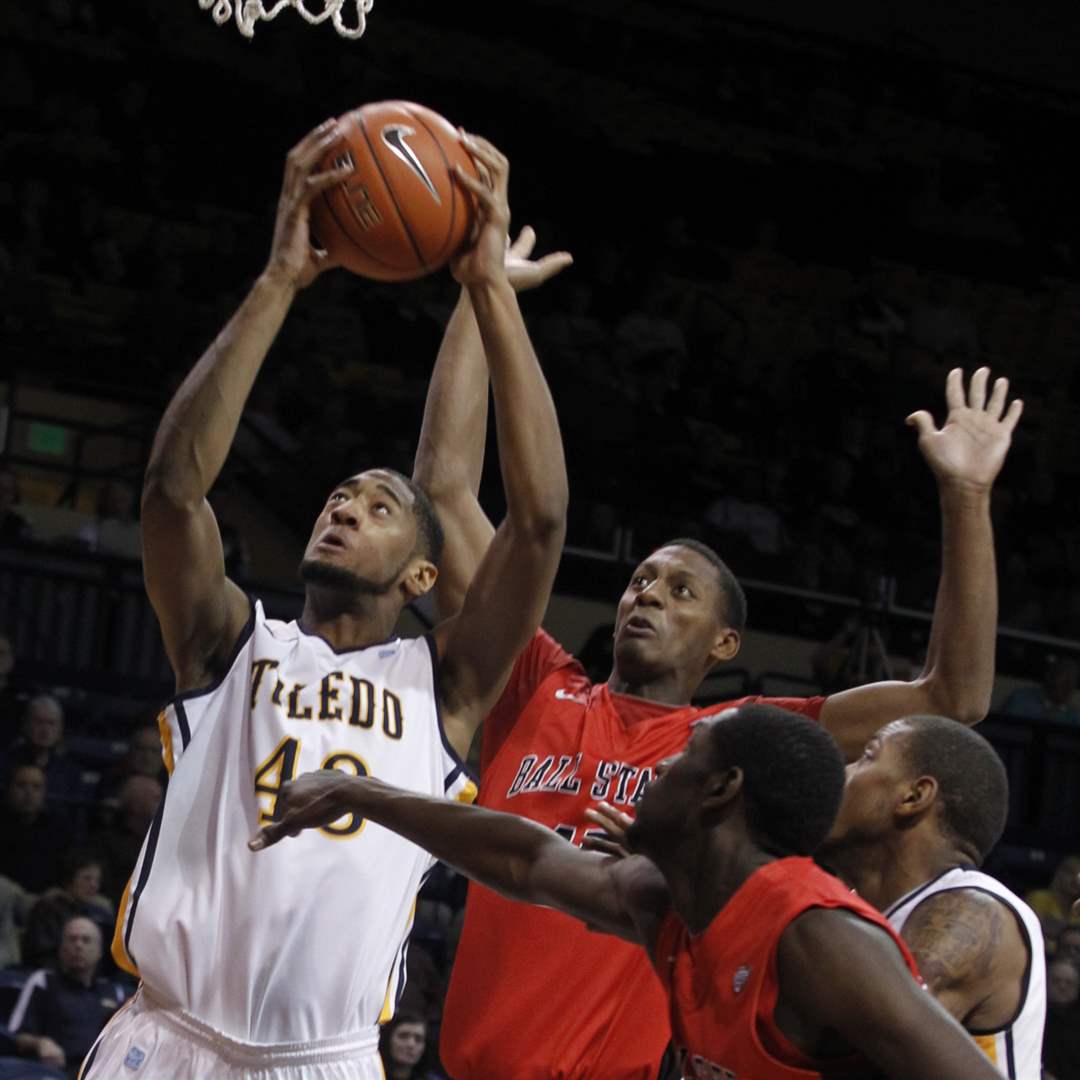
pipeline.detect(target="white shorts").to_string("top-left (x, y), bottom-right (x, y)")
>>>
top-left (79, 989), bottom-right (385, 1080)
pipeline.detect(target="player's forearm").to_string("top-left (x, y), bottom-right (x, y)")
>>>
top-left (468, 278), bottom-right (568, 537)
top-left (919, 483), bottom-right (996, 724)
top-left (352, 777), bottom-right (565, 903)
top-left (143, 272), bottom-right (295, 507)
top-left (414, 287), bottom-right (489, 501)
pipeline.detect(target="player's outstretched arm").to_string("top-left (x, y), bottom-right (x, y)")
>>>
top-left (778, 908), bottom-right (1004, 1080)
top-left (818, 367), bottom-right (1022, 759)
top-left (413, 228), bottom-right (571, 622)
top-left (433, 136), bottom-right (569, 760)
top-left (249, 771), bottom-right (668, 943)
top-left (142, 120), bottom-right (351, 691)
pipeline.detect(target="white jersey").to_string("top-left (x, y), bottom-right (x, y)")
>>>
top-left (886, 866), bottom-right (1046, 1080)
top-left (111, 600), bottom-right (475, 1045)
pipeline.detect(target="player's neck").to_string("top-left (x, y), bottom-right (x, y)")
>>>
top-left (299, 593), bottom-right (401, 651)
top-left (659, 835), bottom-right (773, 934)
top-left (827, 834), bottom-right (970, 912)
top-left (605, 668), bottom-right (696, 707)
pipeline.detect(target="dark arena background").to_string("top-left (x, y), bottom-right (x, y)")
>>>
top-left (2, 0), bottom-right (1080, 1076)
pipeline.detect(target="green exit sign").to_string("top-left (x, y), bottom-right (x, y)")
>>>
top-left (27, 422), bottom-right (68, 456)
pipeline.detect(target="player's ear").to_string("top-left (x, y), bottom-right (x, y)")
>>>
top-left (895, 774), bottom-right (938, 822)
top-left (401, 559), bottom-right (437, 600)
top-left (701, 765), bottom-right (743, 824)
top-left (708, 626), bottom-right (740, 666)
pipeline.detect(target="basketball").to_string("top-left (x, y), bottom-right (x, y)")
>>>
top-left (310, 101), bottom-right (480, 282)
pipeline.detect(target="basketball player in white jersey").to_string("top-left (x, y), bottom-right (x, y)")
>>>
top-left (80, 122), bottom-right (569, 1079)
top-left (818, 714), bottom-right (1046, 1079)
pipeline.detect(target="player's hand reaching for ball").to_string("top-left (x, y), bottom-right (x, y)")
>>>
top-left (264, 119), bottom-right (354, 291)
top-left (451, 132), bottom-right (512, 288)
top-left (248, 770), bottom-right (361, 849)
top-left (906, 367), bottom-right (1023, 494)
top-left (505, 226), bottom-right (573, 293)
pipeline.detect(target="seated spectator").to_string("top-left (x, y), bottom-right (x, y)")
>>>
top-left (0, 766), bottom-right (64, 894)
top-left (1043, 958), bottom-right (1080, 1080)
top-left (5, 696), bottom-right (86, 807)
top-left (0, 1024), bottom-right (65, 1078)
top-left (0, 634), bottom-right (26, 750)
top-left (1025, 854), bottom-right (1080, 938)
top-left (91, 775), bottom-right (162, 902)
top-left (21, 851), bottom-right (113, 970)
top-left (94, 724), bottom-right (165, 812)
top-left (378, 1013), bottom-right (442, 1080)
top-left (1057, 925), bottom-right (1080, 968)
top-left (1001, 657), bottom-right (1080, 726)
top-left (74, 481), bottom-right (139, 561)
top-left (0, 875), bottom-right (34, 969)
top-left (0, 468), bottom-right (32, 546)
top-left (7, 916), bottom-right (126, 1079)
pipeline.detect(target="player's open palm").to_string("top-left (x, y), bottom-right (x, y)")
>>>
top-left (249, 770), bottom-right (358, 849)
top-left (906, 367), bottom-right (1023, 493)
top-left (451, 133), bottom-right (511, 287)
top-left (504, 226), bottom-right (573, 293)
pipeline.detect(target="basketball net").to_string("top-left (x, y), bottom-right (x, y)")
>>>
top-left (198, 0), bottom-right (373, 39)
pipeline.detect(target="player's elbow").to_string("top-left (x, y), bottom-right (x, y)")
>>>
top-left (921, 674), bottom-right (990, 728)
top-left (141, 464), bottom-right (203, 516)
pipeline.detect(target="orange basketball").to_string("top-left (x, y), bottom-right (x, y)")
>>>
top-left (310, 101), bottom-right (479, 282)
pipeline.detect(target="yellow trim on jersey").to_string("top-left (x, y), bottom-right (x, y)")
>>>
top-left (110, 876), bottom-right (139, 976)
top-left (157, 710), bottom-right (175, 775)
top-left (377, 899), bottom-right (418, 1023)
top-left (455, 778), bottom-right (478, 805)
top-left (972, 1033), bottom-right (998, 1064)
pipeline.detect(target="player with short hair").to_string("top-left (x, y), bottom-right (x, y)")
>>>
top-left (413, 302), bottom-right (1022, 1076)
top-left (250, 704), bottom-right (1006, 1080)
top-left (818, 715), bottom-right (1046, 1078)
top-left (80, 123), bottom-right (569, 1080)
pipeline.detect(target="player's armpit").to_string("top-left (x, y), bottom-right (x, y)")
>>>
top-left (901, 888), bottom-right (1024, 1026)
top-left (778, 908), bottom-right (1002, 1080)
top-left (141, 486), bottom-right (251, 691)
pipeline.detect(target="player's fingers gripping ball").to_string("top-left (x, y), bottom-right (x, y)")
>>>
top-left (309, 100), bottom-right (480, 281)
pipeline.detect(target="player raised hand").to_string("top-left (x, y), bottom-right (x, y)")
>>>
top-left (264, 118), bottom-right (354, 291)
top-left (906, 367), bottom-right (1023, 493)
top-left (451, 132), bottom-right (512, 287)
top-left (505, 226), bottom-right (573, 293)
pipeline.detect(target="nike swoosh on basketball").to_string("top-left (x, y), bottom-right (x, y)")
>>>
top-left (381, 124), bottom-right (442, 205)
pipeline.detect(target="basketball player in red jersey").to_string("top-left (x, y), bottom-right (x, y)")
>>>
top-left (413, 292), bottom-right (1022, 1077)
top-left (252, 704), bottom-right (1005, 1080)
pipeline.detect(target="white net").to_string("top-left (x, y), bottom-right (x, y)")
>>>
top-left (198, 0), bottom-right (374, 39)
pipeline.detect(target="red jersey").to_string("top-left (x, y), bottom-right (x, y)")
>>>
top-left (441, 631), bottom-right (826, 1080)
top-left (655, 857), bottom-right (922, 1079)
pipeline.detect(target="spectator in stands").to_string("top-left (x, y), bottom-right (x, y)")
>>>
top-left (378, 1013), bottom-right (442, 1080)
top-left (7, 696), bottom-right (85, 806)
top-left (74, 480), bottom-right (139, 560)
top-left (95, 723), bottom-right (164, 811)
top-left (0, 766), bottom-right (64, 893)
top-left (0, 635), bottom-right (25, 749)
top-left (0, 469), bottom-right (31, 546)
top-left (21, 850), bottom-right (113, 970)
top-left (0, 875), bottom-right (34, 968)
top-left (7, 916), bottom-right (125, 1078)
top-left (91, 775), bottom-right (161, 901)
top-left (0, 1025), bottom-right (66, 1078)
top-left (1043, 957), bottom-right (1080, 1080)
top-left (1001, 657), bottom-right (1080, 727)
top-left (1025, 854), bottom-right (1080, 937)
top-left (1057, 925), bottom-right (1080, 968)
